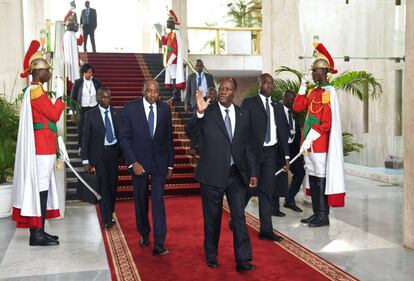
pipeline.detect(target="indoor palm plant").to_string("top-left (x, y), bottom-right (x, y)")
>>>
top-left (246, 66), bottom-right (383, 156)
top-left (0, 85), bottom-right (19, 218)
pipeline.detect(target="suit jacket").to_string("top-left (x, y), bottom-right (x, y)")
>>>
top-left (185, 103), bottom-right (256, 189)
top-left (241, 95), bottom-right (290, 171)
top-left (70, 77), bottom-right (102, 106)
top-left (81, 106), bottom-right (121, 165)
top-left (120, 98), bottom-right (174, 175)
top-left (80, 8), bottom-right (97, 29)
top-left (185, 72), bottom-right (215, 109)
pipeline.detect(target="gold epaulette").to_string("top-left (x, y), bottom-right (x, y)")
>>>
top-left (30, 86), bottom-right (44, 100)
top-left (322, 90), bottom-right (330, 104)
top-left (306, 88), bottom-right (314, 97)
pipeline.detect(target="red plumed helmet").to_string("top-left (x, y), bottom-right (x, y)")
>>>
top-left (312, 42), bottom-right (337, 74)
top-left (20, 40), bottom-right (41, 78)
top-left (168, 10), bottom-right (180, 24)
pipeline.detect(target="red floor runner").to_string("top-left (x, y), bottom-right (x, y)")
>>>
top-left (101, 197), bottom-right (357, 281)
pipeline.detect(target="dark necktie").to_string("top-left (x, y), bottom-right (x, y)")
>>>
top-left (288, 109), bottom-right (294, 139)
top-left (264, 97), bottom-right (271, 143)
top-left (148, 105), bottom-right (154, 138)
top-left (104, 110), bottom-right (115, 143)
top-left (197, 74), bottom-right (202, 88)
top-left (224, 108), bottom-right (234, 165)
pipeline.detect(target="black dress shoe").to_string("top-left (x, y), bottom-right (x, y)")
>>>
top-left (29, 230), bottom-right (59, 246)
top-left (284, 202), bottom-right (303, 212)
top-left (258, 233), bottom-right (284, 242)
top-left (236, 261), bottom-right (256, 272)
top-left (206, 258), bottom-right (218, 268)
top-left (309, 218), bottom-right (330, 227)
top-left (139, 236), bottom-right (149, 247)
top-left (43, 231), bottom-right (59, 241)
top-left (300, 214), bottom-right (316, 224)
top-left (153, 247), bottom-right (169, 256)
top-left (272, 210), bottom-right (286, 217)
top-left (103, 220), bottom-right (115, 229)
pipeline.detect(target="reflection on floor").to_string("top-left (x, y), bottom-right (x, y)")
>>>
top-left (0, 174), bottom-right (413, 281)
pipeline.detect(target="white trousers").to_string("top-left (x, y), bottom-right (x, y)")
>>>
top-left (36, 155), bottom-right (57, 192)
top-left (304, 153), bottom-right (327, 177)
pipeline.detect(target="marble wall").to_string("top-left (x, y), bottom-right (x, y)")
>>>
top-left (0, 0), bottom-right (25, 102)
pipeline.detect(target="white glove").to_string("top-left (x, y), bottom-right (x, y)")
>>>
top-left (57, 136), bottom-right (70, 162)
top-left (54, 76), bottom-right (64, 99)
top-left (167, 53), bottom-right (177, 65)
top-left (300, 128), bottom-right (321, 152)
top-left (298, 78), bottom-right (308, 96)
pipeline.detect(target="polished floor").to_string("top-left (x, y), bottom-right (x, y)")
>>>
top-left (0, 174), bottom-right (413, 281)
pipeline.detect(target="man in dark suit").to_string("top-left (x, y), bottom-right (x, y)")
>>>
top-left (80, 1), bottom-right (97, 52)
top-left (184, 59), bottom-right (215, 112)
top-left (120, 79), bottom-right (174, 256)
top-left (81, 87), bottom-right (121, 228)
top-left (186, 78), bottom-right (257, 272)
top-left (240, 73), bottom-right (290, 242)
top-left (70, 63), bottom-right (102, 150)
top-left (282, 90), bottom-right (305, 212)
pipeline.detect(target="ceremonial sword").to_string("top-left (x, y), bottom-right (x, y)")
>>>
top-left (57, 136), bottom-right (102, 200)
top-left (274, 150), bottom-right (304, 176)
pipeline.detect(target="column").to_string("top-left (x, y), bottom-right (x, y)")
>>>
top-left (170, 0), bottom-right (188, 61)
top-left (0, 0), bottom-right (25, 101)
top-left (261, 0), bottom-right (303, 75)
top-left (403, 0), bottom-right (414, 250)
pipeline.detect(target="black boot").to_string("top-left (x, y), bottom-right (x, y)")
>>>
top-left (29, 229), bottom-right (59, 246)
top-left (29, 191), bottom-right (60, 246)
top-left (309, 177), bottom-right (330, 227)
top-left (39, 191), bottom-right (59, 241)
top-left (301, 176), bottom-right (319, 224)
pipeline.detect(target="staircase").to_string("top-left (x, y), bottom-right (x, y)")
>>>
top-left (66, 53), bottom-right (199, 201)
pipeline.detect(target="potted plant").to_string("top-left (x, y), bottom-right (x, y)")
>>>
top-left (0, 86), bottom-right (19, 218)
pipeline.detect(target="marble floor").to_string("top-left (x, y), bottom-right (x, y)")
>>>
top-left (0, 174), bottom-right (413, 281)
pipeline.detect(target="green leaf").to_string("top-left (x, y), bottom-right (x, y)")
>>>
top-left (332, 70), bottom-right (383, 101)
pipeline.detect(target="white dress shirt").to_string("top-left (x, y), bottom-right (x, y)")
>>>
top-left (284, 105), bottom-right (296, 144)
top-left (143, 97), bottom-right (157, 133)
top-left (81, 78), bottom-right (97, 107)
top-left (196, 72), bottom-right (208, 97)
top-left (258, 94), bottom-right (277, 146)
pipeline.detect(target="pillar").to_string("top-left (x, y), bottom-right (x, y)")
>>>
top-left (261, 0), bottom-right (303, 75)
top-left (0, 0), bottom-right (25, 101)
top-left (403, 0), bottom-right (414, 250)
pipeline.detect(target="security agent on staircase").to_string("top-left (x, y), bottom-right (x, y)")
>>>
top-left (82, 87), bottom-right (121, 229)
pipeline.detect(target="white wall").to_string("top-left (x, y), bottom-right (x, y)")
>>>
top-left (297, 0), bottom-right (406, 166)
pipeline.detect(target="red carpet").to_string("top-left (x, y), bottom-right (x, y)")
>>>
top-left (100, 197), bottom-right (358, 281)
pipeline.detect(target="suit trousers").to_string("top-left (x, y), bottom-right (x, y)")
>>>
top-left (201, 166), bottom-right (252, 263)
top-left (78, 106), bottom-right (96, 146)
top-left (95, 145), bottom-right (119, 224)
top-left (83, 24), bottom-right (96, 52)
top-left (132, 168), bottom-right (167, 250)
top-left (285, 145), bottom-right (306, 204)
top-left (255, 146), bottom-right (278, 235)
